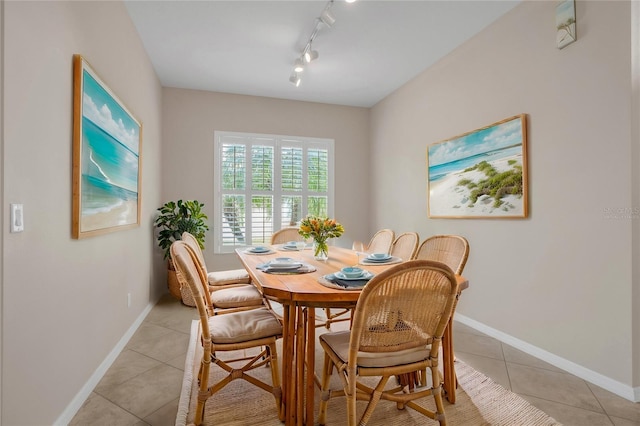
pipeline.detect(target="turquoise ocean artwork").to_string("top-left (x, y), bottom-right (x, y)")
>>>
top-left (427, 115), bottom-right (527, 218)
top-left (80, 68), bottom-right (140, 232)
top-left (428, 118), bottom-right (522, 182)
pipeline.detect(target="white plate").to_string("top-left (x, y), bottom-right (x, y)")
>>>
top-left (333, 271), bottom-right (373, 281)
top-left (268, 261), bottom-right (302, 269)
top-left (248, 247), bottom-right (270, 253)
top-left (366, 254), bottom-right (391, 261)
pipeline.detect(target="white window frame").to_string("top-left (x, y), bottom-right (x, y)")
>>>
top-left (213, 131), bottom-right (335, 254)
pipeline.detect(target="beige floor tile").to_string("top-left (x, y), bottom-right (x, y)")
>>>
top-left (145, 295), bottom-right (198, 333)
top-left (95, 349), bottom-right (162, 393)
top-left (588, 383), bottom-right (640, 423)
top-left (454, 350), bottom-right (511, 390)
top-left (143, 397), bottom-right (180, 426)
top-left (611, 416), bottom-right (640, 426)
top-left (452, 321), bottom-right (489, 337)
top-left (509, 363), bottom-right (603, 412)
top-left (69, 392), bottom-right (141, 426)
top-left (519, 394), bottom-right (614, 426)
top-left (502, 344), bottom-right (565, 372)
top-left (97, 364), bottom-right (184, 419)
top-left (127, 323), bottom-right (191, 362)
top-left (166, 351), bottom-right (188, 370)
top-left (454, 329), bottom-right (505, 360)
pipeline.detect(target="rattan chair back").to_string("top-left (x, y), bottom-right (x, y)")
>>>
top-left (181, 231), bottom-right (208, 271)
top-left (366, 229), bottom-right (395, 254)
top-left (318, 260), bottom-right (459, 425)
top-left (350, 260), bottom-right (458, 357)
top-left (171, 241), bottom-right (283, 425)
top-left (171, 241), bottom-right (214, 319)
top-left (270, 227), bottom-right (303, 245)
top-left (181, 231), bottom-right (263, 313)
top-left (389, 232), bottom-right (419, 261)
top-left (415, 234), bottom-right (470, 275)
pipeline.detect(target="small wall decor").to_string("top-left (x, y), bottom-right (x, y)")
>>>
top-left (427, 114), bottom-right (528, 219)
top-left (72, 54), bottom-right (142, 238)
top-left (556, 0), bottom-right (576, 49)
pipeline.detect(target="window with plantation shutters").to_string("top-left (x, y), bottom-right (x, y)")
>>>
top-left (214, 131), bottom-right (335, 253)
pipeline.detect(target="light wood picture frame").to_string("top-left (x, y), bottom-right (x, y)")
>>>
top-left (427, 114), bottom-right (528, 219)
top-left (72, 54), bottom-right (142, 238)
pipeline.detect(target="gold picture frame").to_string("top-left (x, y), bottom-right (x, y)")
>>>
top-left (72, 54), bottom-right (142, 238)
top-left (427, 114), bottom-right (528, 219)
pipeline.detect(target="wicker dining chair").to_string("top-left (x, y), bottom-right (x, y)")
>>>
top-left (414, 234), bottom-right (470, 275)
top-left (171, 241), bottom-right (284, 425)
top-left (270, 226), bottom-right (304, 245)
top-left (390, 232), bottom-right (420, 261)
top-left (317, 260), bottom-right (459, 426)
top-left (365, 228), bottom-right (395, 254)
top-left (180, 232), bottom-right (264, 313)
top-left (414, 234), bottom-right (470, 388)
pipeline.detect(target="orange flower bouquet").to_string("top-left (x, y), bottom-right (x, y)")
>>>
top-left (298, 215), bottom-right (344, 260)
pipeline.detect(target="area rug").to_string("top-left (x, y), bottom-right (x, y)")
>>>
top-left (177, 320), bottom-right (562, 425)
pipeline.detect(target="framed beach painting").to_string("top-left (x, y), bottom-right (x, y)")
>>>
top-left (556, 0), bottom-right (576, 49)
top-left (72, 54), bottom-right (142, 238)
top-left (427, 114), bottom-right (528, 219)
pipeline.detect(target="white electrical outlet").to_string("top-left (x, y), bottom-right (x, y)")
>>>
top-left (127, 293), bottom-right (132, 308)
top-left (10, 204), bottom-right (24, 233)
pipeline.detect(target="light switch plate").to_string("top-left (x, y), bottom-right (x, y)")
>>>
top-left (10, 204), bottom-right (24, 233)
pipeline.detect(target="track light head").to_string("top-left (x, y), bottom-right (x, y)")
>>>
top-left (304, 49), bottom-right (319, 63)
top-left (289, 72), bottom-right (301, 87)
top-left (293, 58), bottom-right (305, 73)
top-left (320, 8), bottom-right (335, 27)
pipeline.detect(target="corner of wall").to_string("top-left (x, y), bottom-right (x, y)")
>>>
top-left (631, 0), bottom-right (640, 390)
top-left (1, 0), bottom-right (5, 421)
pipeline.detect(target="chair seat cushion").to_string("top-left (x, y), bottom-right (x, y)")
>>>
top-left (209, 307), bottom-right (282, 344)
top-left (208, 269), bottom-right (251, 286)
top-left (210, 284), bottom-right (263, 308)
top-left (320, 330), bottom-right (429, 368)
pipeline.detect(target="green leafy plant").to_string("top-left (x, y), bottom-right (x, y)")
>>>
top-left (155, 200), bottom-right (209, 259)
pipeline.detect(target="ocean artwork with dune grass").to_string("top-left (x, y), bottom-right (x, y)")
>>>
top-left (427, 114), bottom-right (528, 219)
top-left (72, 55), bottom-right (142, 238)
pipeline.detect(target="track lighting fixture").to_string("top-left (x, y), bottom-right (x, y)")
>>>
top-left (289, 0), bottom-right (357, 87)
top-left (304, 47), bottom-right (319, 63)
top-left (319, 8), bottom-right (336, 27)
top-left (289, 72), bottom-right (301, 87)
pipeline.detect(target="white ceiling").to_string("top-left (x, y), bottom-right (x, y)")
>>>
top-left (124, 0), bottom-right (521, 108)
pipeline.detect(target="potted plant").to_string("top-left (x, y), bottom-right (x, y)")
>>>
top-left (155, 199), bottom-right (209, 299)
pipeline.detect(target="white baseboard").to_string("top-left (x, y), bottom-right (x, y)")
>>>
top-left (54, 299), bottom-right (157, 425)
top-left (455, 314), bottom-right (639, 403)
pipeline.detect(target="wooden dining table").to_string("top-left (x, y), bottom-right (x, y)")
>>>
top-left (236, 245), bottom-right (468, 426)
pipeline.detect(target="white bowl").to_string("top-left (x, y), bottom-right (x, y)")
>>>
top-left (341, 267), bottom-right (364, 278)
top-left (369, 253), bottom-right (389, 259)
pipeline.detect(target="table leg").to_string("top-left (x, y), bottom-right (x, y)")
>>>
top-left (442, 319), bottom-right (456, 403)
top-left (305, 308), bottom-right (316, 425)
top-left (283, 304), bottom-right (297, 425)
top-left (296, 306), bottom-right (306, 426)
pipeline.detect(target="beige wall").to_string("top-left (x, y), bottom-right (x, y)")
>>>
top-left (2, 1), bottom-right (163, 424)
top-left (161, 88), bottom-right (370, 272)
top-left (371, 0), bottom-right (638, 397)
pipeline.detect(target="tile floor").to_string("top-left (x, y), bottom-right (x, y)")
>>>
top-left (71, 294), bottom-right (640, 426)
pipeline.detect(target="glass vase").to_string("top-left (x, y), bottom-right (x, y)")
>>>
top-left (313, 239), bottom-right (329, 261)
